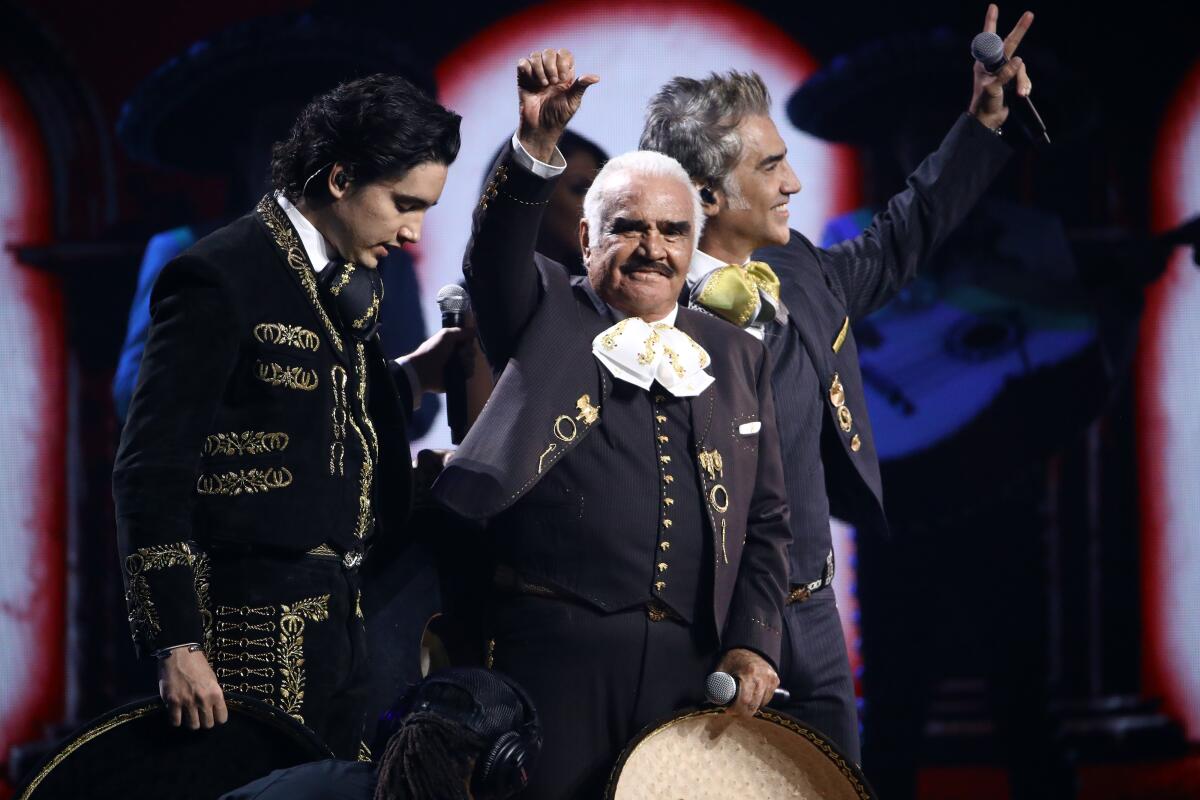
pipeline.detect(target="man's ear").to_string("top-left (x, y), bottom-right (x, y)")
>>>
top-left (697, 182), bottom-right (721, 218)
top-left (578, 218), bottom-right (591, 263)
top-left (329, 163), bottom-right (352, 199)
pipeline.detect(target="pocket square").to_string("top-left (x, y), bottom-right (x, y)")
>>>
top-left (738, 421), bottom-right (761, 435)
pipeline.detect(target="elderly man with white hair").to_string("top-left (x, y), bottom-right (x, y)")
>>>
top-left (432, 49), bottom-right (797, 799)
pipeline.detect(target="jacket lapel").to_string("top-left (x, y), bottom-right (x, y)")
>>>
top-left (672, 310), bottom-right (715, 449)
top-left (254, 195), bottom-right (351, 366)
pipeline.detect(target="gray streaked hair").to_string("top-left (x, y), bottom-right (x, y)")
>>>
top-left (639, 71), bottom-right (771, 195)
top-left (581, 150), bottom-right (704, 249)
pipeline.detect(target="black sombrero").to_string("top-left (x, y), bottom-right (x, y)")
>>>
top-left (13, 695), bottom-right (333, 800)
top-left (117, 11), bottom-right (434, 173)
top-left (786, 29), bottom-right (1095, 145)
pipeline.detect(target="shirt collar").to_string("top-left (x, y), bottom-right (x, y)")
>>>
top-left (688, 248), bottom-right (748, 286)
top-left (609, 302), bottom-right (680, 327)
top-left (275, 193), bottom-right (340, 273)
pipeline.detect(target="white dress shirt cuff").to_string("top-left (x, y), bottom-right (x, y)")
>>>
top-left (511, 133), bottom-right (566, 178)
top-left (395, 357), bottom-right (423, 411)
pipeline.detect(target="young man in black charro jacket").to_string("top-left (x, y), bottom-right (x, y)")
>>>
top-left (113, 74), bottom-right (469, 758)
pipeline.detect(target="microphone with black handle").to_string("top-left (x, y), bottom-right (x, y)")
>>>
top-left (705, 671), bottom-right (791, 708)
top-left (436, 284), bottom-right (470, 444)
top-left (970, 31), bottom-right (1050, 144)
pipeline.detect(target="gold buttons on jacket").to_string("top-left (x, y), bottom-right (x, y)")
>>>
top-left (655, 580), bottom-right (666, 591)
top-left (829, 373), bottom-right (845, 408)
top-left (829, 372), bottom-right (859, 448)
top-left (657, 563), bottom-right (669, 573)
top-left (660, 542), bottom-right (671, 551)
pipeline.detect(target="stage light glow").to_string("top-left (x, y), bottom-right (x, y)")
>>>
top-left (0, 71), bottom-right (66, 774)
top-left (1142, 57), bottom-right (1200, 739)
top-left (416, 0), bottom-right (857, 452)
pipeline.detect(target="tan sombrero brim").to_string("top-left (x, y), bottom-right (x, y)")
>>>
top-left (608, 707), bottom-right (873, 800)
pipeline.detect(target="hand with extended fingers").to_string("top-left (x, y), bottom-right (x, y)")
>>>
top-left (969, 4), bottom-right (1035, 131)
top-left (516, 48), bottom-right (599, 162)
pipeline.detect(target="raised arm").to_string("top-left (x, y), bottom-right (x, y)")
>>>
top-left (464, 48), bottom-right (598, 368)
top-left (817, 5), bottom-right (1031, 320)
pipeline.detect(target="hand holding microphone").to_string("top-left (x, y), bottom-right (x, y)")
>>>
top-left (708, 648), bottom-right (786, 718)
top-left (967, 5), bottom-right (1047, 143)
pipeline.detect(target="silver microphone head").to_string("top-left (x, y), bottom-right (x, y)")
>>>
top-left (436, 284), bottom-right (469, 315)
top-left (705, 671), bottom-right (738, 705)
top-left (970, 31), bottom-right (1007, 72)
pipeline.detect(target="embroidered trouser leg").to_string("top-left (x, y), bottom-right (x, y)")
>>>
top-left (490, 594), bottom-right (717, 800)
top-left (206, 550), bottom-right (369, 759)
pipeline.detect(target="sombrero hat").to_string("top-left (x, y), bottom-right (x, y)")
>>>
top-left (117, 11), bottom-right (434, 173)
top-left (13, 694), bottom-right (333, 800)
top-left (607, 707), bottom-right (875, 799)
top-left (786, 29), bottom-right (1095, 145)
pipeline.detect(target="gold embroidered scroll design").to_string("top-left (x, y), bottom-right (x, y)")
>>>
top-left (253, 323), bottom-right (320, 352)
top-left (255, 361), bottom-right (319, 391)
top-left (124, 542), bottom-right (209, 649)
top-left (196, 467), bottom-right (293, 496)
top-left (202, 431), bottom-right (290, 457)
top-left (256, 196), bottom-right (345, 354)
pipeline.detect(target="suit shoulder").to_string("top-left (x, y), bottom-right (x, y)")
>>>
top-left (755, 229), bottom-right (820, 275)
top-left (680, 308), bottom-right (765, 359)
top-left (183, 212), bottom-right (268, 268)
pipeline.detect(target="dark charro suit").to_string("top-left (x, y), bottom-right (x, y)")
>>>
top-left (721, 113), bottom-right (1011, 761)
top-left (113, 196), bottom-right (413, 757)
top-left (433, 145), bottom-right (792, 798)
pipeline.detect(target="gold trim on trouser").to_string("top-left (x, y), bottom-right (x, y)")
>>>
top-left (212, 593), bottom-right (330, 724)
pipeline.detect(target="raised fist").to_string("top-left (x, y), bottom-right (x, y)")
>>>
top-left (516, 48), bottom-right (599, 162)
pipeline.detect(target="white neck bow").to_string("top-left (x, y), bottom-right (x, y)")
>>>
top-left (591, 318), bottom-right (714, 397)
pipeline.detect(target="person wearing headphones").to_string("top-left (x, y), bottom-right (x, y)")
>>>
top-left (219, 667), bottom-right (542, 800)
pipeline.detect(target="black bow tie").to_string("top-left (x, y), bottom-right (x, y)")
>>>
top-left (318, 260), bottom-right (383, 341)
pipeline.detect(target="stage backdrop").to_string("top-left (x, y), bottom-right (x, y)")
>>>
top-left (1142, 55), bottom-right (1200, 741)
top-left (412, 0), bottom-right (857, 449)
top-left (0, 70), bottom-right (67, 781)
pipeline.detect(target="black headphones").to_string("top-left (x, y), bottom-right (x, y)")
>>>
top-left (472, 673), bottom-right (542, 799)
top-left (699, 185), bottom-right (717, 204)
top-left (382, 668), bottom-right (543, 800)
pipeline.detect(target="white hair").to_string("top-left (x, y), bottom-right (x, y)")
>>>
top-left (581, 150), bottom-right (705, 249)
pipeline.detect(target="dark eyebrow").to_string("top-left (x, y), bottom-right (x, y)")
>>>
top-left (660, 220), bottom-right (692, 236)
top-left (609, 217), bottom-right (649, 234)
top-left (757, 151), bottom-right (786, 170)
top-left (394, 194), bottom-right (436, 209)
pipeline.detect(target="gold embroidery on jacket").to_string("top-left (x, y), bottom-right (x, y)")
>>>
top-left (253, 323), bottom-right (320, 352)
top-left (330, 366), bottom-right (348, 476)
top-left (576, 394), bottom-right (600, 425)
top-left (256, 197), bottom-right (345, 354)
top-left (329, 264), bottom-right (354, 296)
top-left (255, 361), bottom-right (319, 391)
top-left (341, 343), bottom-right (376, 539)
top-left (124, 542), bottom-right (209, 649)
top-left (196, 467), bottom-right (293, 496)
top-left (699, 448), bottom-right (724, 480)
top-left (351, 293), bottom-right (380, 331)
top-left (202, 431), bottom-right (290, 457)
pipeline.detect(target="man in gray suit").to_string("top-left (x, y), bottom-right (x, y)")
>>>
top-left (640, 4), bottom-right (1031, 766)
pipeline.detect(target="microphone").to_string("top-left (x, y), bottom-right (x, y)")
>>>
top-left (705, 671), bottom-right (791, 707)
top-left (970, 31), bottom-right (1050, 144)
top-left (436, 285), bottom-right (470, 444)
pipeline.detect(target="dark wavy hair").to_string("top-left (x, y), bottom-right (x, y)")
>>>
top-left (271, 73), bottom-right (461, 202)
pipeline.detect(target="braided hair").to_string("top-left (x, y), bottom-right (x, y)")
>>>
top-left (374, 712), bottom-right (488, 800)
